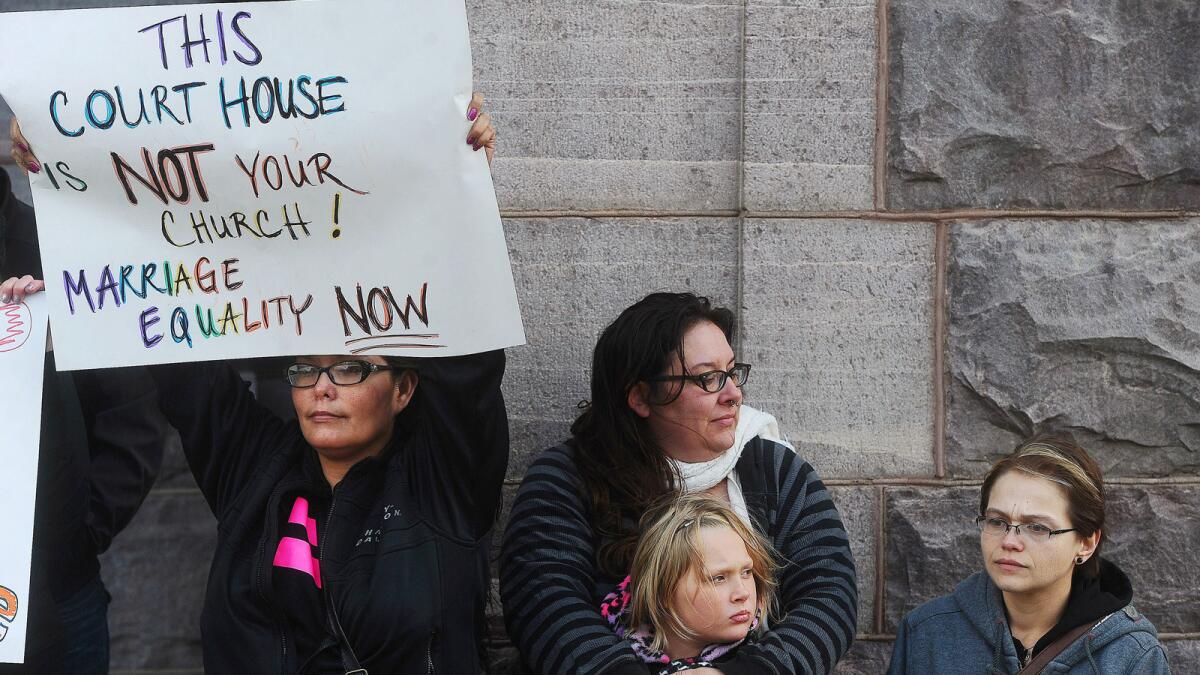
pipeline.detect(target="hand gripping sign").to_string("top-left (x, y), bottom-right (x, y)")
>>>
top-left (0, 0), bottom-right (524, 370)
top-left (0, 295), bottom-right (48, 663)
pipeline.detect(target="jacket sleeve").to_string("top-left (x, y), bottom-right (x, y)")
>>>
top-left (1129, 642), bottom-right (1171, 675)
top-left (403, 349), bottom-right (508, 539)
top-left (73, 365), bottom-right (169, 554)
top-left (148, 361), bottom-right (293, 517)
top-left (885, 616), bottom-right (909, 675)
top-left (715, 453), bottom-right (858, 675)
top-left (499, 446), bottom-right (646, 675)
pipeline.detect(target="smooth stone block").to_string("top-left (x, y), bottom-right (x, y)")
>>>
top-left (741, 220), bottom-right (935, 478)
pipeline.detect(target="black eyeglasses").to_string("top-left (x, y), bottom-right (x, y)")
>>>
top-left (285, 360), bottom-right (393, 388)
top-left (647, 363), bottom-right (751, 393)
top-left (975, 515), bottom-right (1076, 542)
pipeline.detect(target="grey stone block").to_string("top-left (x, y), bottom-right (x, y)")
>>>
top-left (1164, 640), bottom-right (1200, 673)
top-left (744, 0), bottom-right (876, 212)
top-left (830, 485), bottom-right (877, 634)
top-left (834, 639), bottom-right (894, 675)
top-left (101, 490), bottom-right (214, 670)
top-left (1103, 485), bottom-right (1200, 633)
top-left (741, 219), bottom-right (936, 478)
top-left (887, 1), bottom-right (1200, 210)
top-left (882, 486), bottom-right (977, 632)
top-left (502, 217), bottom-right (739, 481)
top-left (467, 0), bottom-right (743, 211)
top-left (946, 220), bottom-right (1200, 478)
top-left (883, 485), bottom-right (1200, 634)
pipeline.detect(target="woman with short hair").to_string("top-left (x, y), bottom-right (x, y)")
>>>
top-left (887, 436), bottom-right (1170, 674)
top-left (501, 292), bottom-right (857, 675)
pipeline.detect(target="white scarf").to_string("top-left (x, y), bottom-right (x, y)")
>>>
top-left (667, 404), bottom-right (793, 524)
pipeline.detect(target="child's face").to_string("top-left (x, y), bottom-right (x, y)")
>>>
top-left (672, 524), bottom-right (757, 646)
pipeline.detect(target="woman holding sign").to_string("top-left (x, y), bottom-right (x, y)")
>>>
top-left (10, 98), bottom-right (504, 674)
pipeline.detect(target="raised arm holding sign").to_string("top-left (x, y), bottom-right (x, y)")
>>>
top-left (1, 1), bottom-right (521, 671)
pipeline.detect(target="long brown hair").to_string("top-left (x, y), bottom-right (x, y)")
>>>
top-left (571, 292), bottom-right (736, 577)
top-left (980, 434), bottom-right (1106, 578)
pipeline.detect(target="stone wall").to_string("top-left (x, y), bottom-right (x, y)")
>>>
top-left (2, 0), bottom-right (1197, 673)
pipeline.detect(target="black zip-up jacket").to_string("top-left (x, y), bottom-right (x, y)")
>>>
top-left (149, 349), bottom-right (507, 674)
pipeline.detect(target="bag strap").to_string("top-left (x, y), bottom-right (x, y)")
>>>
top-left (1016, 621), bottom-right (1093, 675)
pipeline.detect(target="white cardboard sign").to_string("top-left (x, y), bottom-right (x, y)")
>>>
top-left (0, 296), bottom-right (48, 663)
top-left (0, 0), bottom-right (524, 370)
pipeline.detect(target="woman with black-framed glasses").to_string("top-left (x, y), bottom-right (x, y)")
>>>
top-left (500, 292), bottom-right (857, 675)
top-left (887, 436), bottom-right (1169, 674)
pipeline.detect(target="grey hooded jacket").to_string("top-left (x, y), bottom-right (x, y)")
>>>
top-left (887, 567), bottom-right (1169, 674)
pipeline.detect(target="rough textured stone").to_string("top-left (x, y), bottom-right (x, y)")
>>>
top-left (887, 1), bottom-right (1200, 210)
top-left (947, 220), bottom-right (1200, 478)
top-left (829, 485), bottom-right (877, 633)
top-left (882, 486), bottom-right (977, 632)
top-left (1163, 640), bottom-right (1200, 673)
top-left (1103, 486), bottom-right (1200, 633)
top-left (502, 217), bottom-right (739, 481)
top-left (467, 0), bottom-right (742, 211)
top-left (101, 491), bottom-right (214, 670)
top-left (883, 485), bottom-right (1200, 634)
top-left (833, 639), bottom-right (894, 674)
top-left (741, 219), bottom-right (935, 478)
top-left (744, 0), bottom-right (876, 212)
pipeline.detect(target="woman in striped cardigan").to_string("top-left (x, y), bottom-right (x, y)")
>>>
top-left (500, 292), bottom-right (858, 675)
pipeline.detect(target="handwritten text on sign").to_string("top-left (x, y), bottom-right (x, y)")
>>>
top-left (0, 296), bottom-right (48, 663)
top-left (0, 0), bottom-right (524, 369)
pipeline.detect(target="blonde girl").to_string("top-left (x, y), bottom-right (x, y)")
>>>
top-left (600, 494), bottom-right (778, 674)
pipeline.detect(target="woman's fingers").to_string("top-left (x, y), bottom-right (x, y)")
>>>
top-left (0, 275), bottom-right (44, 304)
top-left (9, 118), bottom-right (40, 175)
top-left (468, 111), bottom-right (496, 166)
top-left (466, 91), bottom-right (484, 123)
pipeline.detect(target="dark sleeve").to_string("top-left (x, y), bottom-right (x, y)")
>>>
top-left (404, 349), bottom-right (508, 538)
top-left (148, 361), bottom-right (294, 517)
top-left (715, 453), bottom-right (858, 675)
top-left (0, 169), bottom-right (42, 279)
top-left (499, 446), bottom-right (646, 675)
top-left (73, 366), bottom-right (169, 554)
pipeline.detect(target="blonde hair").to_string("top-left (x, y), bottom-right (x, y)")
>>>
top-left (627, 494), bottom-right (778, 653)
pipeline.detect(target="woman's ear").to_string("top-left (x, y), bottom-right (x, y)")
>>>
top-left (1077, 529), bottom-right (1101, 561)
top-left (392, 369), bottom-right (419, 415)
top-left (627, 382), bottom-right (652, 418)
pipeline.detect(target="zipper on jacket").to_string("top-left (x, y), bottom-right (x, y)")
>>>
top-left (426, 630), bottom-right (437, 674)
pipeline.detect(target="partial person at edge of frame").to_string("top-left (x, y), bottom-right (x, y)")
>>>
top-left (500, 292), bottom-right (858, 675)
top-left (886, 435), bottom-right (1170, 675)
top-left (9, 96), bottom-right (506, 674)
top-left (0, 157), bottom-right (168, 675)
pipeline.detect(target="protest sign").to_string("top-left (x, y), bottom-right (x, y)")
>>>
top-left (0, 296), bottom-right (47, 663)
top-left (0, 0), bottom-right (524, 370)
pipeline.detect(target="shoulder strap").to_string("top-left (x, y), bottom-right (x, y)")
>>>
top-left (1016, 621), bottom-right (1093, 675)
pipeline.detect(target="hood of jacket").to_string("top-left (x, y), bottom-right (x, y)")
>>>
top-left (951, 558), bottom-right (1158, 673)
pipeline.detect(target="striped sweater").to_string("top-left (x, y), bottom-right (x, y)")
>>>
top-left (500, 438), bottom-right (858, 675)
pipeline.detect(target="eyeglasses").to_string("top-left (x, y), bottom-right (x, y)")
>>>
top-left (975, 516), bottom-right (1076, 542)
top-left (647, 363), bottom-right (752, 393)
top-left (285, 360), bottom-right (393, 388)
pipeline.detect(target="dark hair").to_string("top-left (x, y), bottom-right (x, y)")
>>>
top-left (980, 434), bottom-right (1106, 578)
top-left (570, 292), bottom-right (736, 577)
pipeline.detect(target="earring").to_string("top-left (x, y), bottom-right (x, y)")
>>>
top-left (1074, 556), bottom-right (1084, 565)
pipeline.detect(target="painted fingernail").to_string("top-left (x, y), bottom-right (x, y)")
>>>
top-left (467, 136), bottom-right (476, 146)
top-left (15, 142), bottom-right (27, 152)
top-left (25, 283), bottom-right (34, 292)
top-left (27, 162), bottom-right (39, 173)
top-left (0, 296), bottom-right (9, 304)
top-left (473, 143), bottom-right (482, 151)
top-left (467, 107), bottom-right (478, 121)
